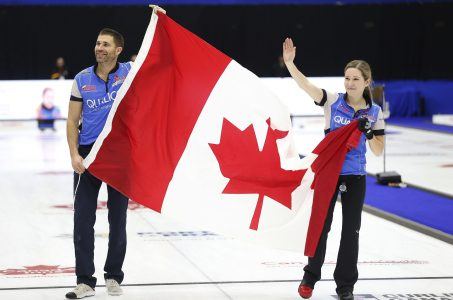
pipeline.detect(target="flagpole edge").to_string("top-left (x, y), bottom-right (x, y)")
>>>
top-left (148, 4), bottom-right (166, 15)
top-left (148, 4), bottom-right (156, 16)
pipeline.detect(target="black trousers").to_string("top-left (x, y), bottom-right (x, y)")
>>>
top-left (303, 175), bottom-right (366, 294)
top-left (73, 145), bottom-right (129, 289)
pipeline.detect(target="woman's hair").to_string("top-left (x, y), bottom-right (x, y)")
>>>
top-left (42, 87), bottom-right (53, 97)
top-left (344, 60), bottom-right (373, 102)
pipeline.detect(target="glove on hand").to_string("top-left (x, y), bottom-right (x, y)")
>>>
top-left (358, 117), bottom-right (374, 140)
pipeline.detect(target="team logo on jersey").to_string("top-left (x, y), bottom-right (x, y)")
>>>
top-left (334, 115), bottom-right (351, 125)
top-left (82, 85), bottom-right (96, 91)
top-left (87, 91), bottom-right (117, 110)
top-left (337, 103), bottom-right (351, 114)
top-left (359, 114), bottom-right (376, 122)
top-left (112, 75), bottom-right (126, 88)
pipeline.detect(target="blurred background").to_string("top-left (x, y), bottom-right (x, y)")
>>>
top-left (0, 1), bottom-right (452, 299)
top-left (1, 0), bottom-right (453, 80)
top-left (1, 0), bottom-right (453, 119)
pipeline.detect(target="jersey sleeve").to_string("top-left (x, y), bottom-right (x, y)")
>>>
top-left (70, 79), bottom-right (82, 102)
top-left (372, 108), bottom-right (385, 136)
top-left (318, 90), bottom-right (340, 131)
top-left (315, 89), bottom-right (339, 108)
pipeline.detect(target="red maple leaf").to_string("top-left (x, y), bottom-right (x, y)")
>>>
top-left (209, 118), bottom-right (306, 230)
top-left (0, 265), bottom-right (75, 276)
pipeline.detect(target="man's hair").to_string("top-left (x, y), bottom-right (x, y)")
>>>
top-left (98, 28), bottom-right (124, 48)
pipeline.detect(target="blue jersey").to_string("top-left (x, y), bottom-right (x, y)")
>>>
top-left (38, 104), bottom-right (61, 120)
top-left (318, 91), bottom-right (385, 175)
top-left (70, 62), bottom-right (132, 145)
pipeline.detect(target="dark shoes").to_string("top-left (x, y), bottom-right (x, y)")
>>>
top-left (338, 291), bottom-right (354, 300)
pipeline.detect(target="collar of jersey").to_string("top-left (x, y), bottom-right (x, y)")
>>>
top-left (93, 62), bottom-right (120, 80)
top-left (342, 93), bottom-right (371, 113)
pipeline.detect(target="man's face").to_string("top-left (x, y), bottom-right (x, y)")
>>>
top-left (94, 35), bottom-right (122, 63)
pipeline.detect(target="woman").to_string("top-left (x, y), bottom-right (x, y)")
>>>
top-left (37, 87), bottom-right (61, 131)
top-left (282, 37), bottom-right (385, 300)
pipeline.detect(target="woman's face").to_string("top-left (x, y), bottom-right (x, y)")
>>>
top-left (344, 67), bottom-right (370, 99)
top-left (42, 89), bottom-right (55, 107)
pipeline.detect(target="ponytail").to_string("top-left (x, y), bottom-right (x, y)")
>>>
top-left (364, 85), bottom-right (373, 103)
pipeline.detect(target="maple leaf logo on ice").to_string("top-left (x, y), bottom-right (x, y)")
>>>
top-left (209, 118), bottom-right (306, 231)
top-left (0, 265), bottom-right (74, 276)
top-left (52, 200), bottom-right (144, 211)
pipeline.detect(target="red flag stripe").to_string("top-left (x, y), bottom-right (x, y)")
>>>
top-left (304, 121), bottom-right (361, 256)
top-left (87, 13), bottom-right (231, 211)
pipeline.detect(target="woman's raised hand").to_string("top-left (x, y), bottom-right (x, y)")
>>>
top-left (282, 37), bottom-right (296, 64)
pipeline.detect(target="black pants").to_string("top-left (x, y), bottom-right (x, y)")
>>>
top-left (303, 175), bottom-right (366, 294)
top-left (73, 145), bottom-right (129, 289)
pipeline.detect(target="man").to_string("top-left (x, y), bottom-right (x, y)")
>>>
top-left (65, 9), bottom-right (163, 299)
top-left (65, 27), bottom-right (131, 299)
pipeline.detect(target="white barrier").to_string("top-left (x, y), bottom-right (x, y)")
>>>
top-left (0, 77), bottom-right (344, 120)
top-left (432, 114), bottom-right (453, 127)
top-left (0, 80), bottom-right (72, 120)
top-left (260, 77), bottom-right (344, 116)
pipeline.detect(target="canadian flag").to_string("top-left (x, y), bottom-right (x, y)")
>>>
top-left (84, 12), bottom-right (361, 256)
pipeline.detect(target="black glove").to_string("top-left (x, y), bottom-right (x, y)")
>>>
top-left (358, 117), bottom-right (374, 140)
